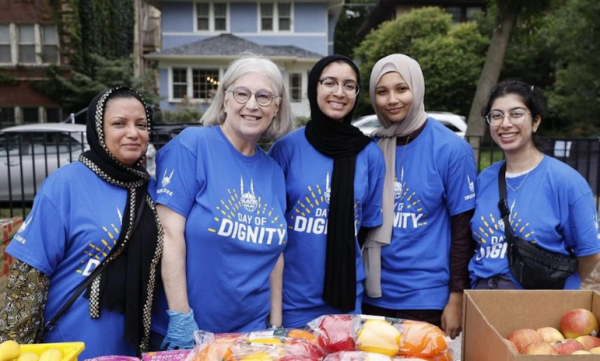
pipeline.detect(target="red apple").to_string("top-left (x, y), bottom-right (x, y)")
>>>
top-left (506, 328), bottom-right (543, 353)
top-left (575, 335), bottom-right (600, 350)
top-left (560, 308), bottom-right (600, 338)
top-left (314, 315), bottom-right (355, 354)
top-left (504, 339), bottom-right (519, 354)
top-left (523, 341), bottom-right (558, 355)
top-left (552, 339), bottom-right (584, 354)
top-left (536, 326), bottom-right (564, 343)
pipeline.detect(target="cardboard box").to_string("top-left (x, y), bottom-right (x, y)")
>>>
top-left (462, 290), bottom-right (600, 360)
top-left (0, 216), bottom-right (23, 307)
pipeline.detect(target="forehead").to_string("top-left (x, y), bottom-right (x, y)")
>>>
top-left (104, 96), bottom-right (145, 114)
top-left (491, 93), bottom-right (527, 110)
top-left (232, 72), bottom-right (274, 91)
top-left (321, 62), bottom-right (357, 81)
top-left (376, 72), bottom-right (406, 87)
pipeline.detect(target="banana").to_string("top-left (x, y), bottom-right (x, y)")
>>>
top-left (17, 352), bottom-right (40, 361)
top-left (38, 349), bottom-right (63, 361)
top-left (0, 340), bottom-right (20, 361)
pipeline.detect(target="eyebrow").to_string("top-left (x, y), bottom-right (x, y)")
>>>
top-left (321, 76), bottom-right (357, 83)
top-left (492, 106), bottom-right (527, 112)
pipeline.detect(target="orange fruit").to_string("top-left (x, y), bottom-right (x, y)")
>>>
top-left (397, 320), bottom-right (448, 358)
top-left (287, 329), bottom-right (317, 343)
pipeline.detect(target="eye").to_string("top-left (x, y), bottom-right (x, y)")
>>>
top-left (511, 110), bottom-right (526, 118)
top-left (491, 111), bottom-right (504, 120)
top-left (322, 79), bottom-right (337, 88)
top-left (255, 91), bottom-right (273, 104)
top-left (234, 88), bottom-right (250, 99)
top-left (376, 89), bottom-right (388, 96)
top-left (343, 83), bottom-right (357, 91)
top-left (397, 86), bottom-right (409, 92)
top-left (137, 122), bottom-right (148, 129)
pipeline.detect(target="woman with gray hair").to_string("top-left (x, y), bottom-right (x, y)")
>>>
top-left (151, 54), bottom-right (293, 350)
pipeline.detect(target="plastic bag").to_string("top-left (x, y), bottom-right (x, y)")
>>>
top-left (323, 351), bottom-right (451, 361)
top-left (84, 357), bottom-right (140, 361)
top-left (307, 315), bottom-right (452, 360)
top-left (143, 349), bottom-right (193, 360)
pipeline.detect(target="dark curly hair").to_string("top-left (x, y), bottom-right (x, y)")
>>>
top-left (482, 79), bottom-right (546, 121)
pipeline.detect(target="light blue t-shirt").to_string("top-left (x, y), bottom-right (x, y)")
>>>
top-left (152, 126), bottom-right (287, 334)
top-left (469, 156), bottom-right (600, 289)
top-left (363, 119), bottom-right (477, 310)
top-left (268, 127), bottom-right (385, 328)
top-left (7, 162), bottom-right (136, 359)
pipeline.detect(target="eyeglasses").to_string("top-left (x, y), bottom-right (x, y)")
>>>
top-left (485, 109), bottom-right (531, 126)
top-left (319, 78), bottom-right (360, 98)
top-left (226, 87), bottom-right (279, 107)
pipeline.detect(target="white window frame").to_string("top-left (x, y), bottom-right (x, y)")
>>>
top-left (289, 72), bottom-right (302, 103)
top-left (258, 2), bottom-right (293, 32)
top-left (0, 23), bottom-right (60, 65)
top-left (40, 24), bottom-right (59, 64)
top-left (169, 66), bottom-right (223, 102)
top-left (195, 2), bottom-right (229, 33)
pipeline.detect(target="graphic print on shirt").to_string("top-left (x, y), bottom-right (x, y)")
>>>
top-left (288, 172), bottom-right (361, 235)
top-left (465, 175), bottom-right (476, 201)
top-left (208, 176), bottom-right (287, 246)
top-left (157, 168), bottom-right (174, 196)
top-left (473, 199), bottom-right (535, 261)
top-left (594, 212), bottom-right (600, 240)
top-left (394, 167), bottom-right (427, 229)
top-left (77, 208), bottom-right (123, 276)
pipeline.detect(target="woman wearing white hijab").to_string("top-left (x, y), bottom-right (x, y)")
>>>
top-left (362, 54), bottom-right (477, 339)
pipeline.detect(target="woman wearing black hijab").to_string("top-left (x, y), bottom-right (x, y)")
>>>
top-left (269, 55), bottom-right (385, 328)
top-left (0, 87), bottom-right (163, 359)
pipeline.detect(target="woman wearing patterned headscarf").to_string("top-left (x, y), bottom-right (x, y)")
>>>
top-left (362, 54), bottom-right (477, 339)
top-left (0, 87), bottom-right (163, 358)
top-left (269, 55), bottom-right (385, 328)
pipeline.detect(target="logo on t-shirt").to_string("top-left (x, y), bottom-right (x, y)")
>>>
top-left (17, 217), bottom-right (31, 233)
top-left (78, 208), bottom-right (122, 276)
top-left (464, 175), bottom-right (475, 200)
top-left (161, 169), bottom-right (174, 188)
top-left (393, 166), bottom-right (426, 229)
top-left (207, 175), bottom-right (286, 246)
top-left (324, 172), bottom-right (331, 204)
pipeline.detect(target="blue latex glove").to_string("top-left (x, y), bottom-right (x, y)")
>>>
top-left (161, 308), bottom-right (199, 350)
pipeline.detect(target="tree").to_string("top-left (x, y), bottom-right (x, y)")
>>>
top-left (353, 7), bottom-right (488, 117)
top-left (333, 0), bottom-right (374, 57)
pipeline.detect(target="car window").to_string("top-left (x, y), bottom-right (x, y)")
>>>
top-left (440, 121), bottom-right (460, 133)
top-left (0, 133), bottom-right (32, 156)
top-left (365, 119), bottom-right (380, 127)
top-left (30, 132), bottom-right (84, 155)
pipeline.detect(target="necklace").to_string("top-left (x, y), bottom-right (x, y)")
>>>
top-left (506, 153), bottom-right (543, 192)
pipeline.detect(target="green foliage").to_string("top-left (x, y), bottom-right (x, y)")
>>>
top-left (33, 55), bottom-right (158, 112)
top-left (0, 71), bottom-right (18, 85)
top-left (333, 0), bottom-right (373, 57)
top-left (353, 7), bottom-right (488, 117)
top-left (159, 97), bottom-right (204, 123)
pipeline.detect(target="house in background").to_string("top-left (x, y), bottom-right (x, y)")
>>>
top-left (0, 0), bottom-right (63, 128)
top-left (358, 0), bottom-right (487, 37)
top-left (145, 0), bottom-right (345, 118)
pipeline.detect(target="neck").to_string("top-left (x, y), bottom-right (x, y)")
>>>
top-left (505, 147), bottom-right (542, 173)
top-left (220, 124), bottom-right (257, 156)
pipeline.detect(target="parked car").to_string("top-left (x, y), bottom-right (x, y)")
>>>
top-left (351, 111), bottom-right (468, 138)
top-left (0, 123), bottom-right (156, 203)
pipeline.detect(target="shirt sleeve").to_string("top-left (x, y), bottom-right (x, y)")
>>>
top-left (267, 139), bottom-right (290, 176)
top-left (154, 131), bottom-right (202, 218)
top-left (0, 260), bottom-right (49, 344)
top-left (444, 143), bottom-right (478, 216)
top-left (360, 146), bottom-right (385, 228)
top-left (565, 189), bottom-right (600, 257)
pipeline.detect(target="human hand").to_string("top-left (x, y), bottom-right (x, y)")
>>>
top-left (441, 292), bottom-right (463, 339)
top-left (161, 308), bottom-right (199, 350)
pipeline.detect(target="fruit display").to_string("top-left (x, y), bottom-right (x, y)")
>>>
top-left (187, 329), bottom-right (325, 361)
top-left (306, 315), bottom-right (452, 360)
top-left (504, 307), bottom-right (600, 355)
top-left (0, 341), bottom-right (84, 361)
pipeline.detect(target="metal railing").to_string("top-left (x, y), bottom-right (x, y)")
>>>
top-left (2, 131), bottom-right (599, 217)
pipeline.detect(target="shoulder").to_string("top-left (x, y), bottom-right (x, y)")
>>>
top-left (272, 127), bottom-right (305, 146)
top-left (269, 127), bottom-right (305, 157)
top-left (479, 161), bottom-right (502, 180)
top-left (361, 140), bottom-right (384, 161)
top-left (40, 162), bottom-right (92, 188)
top-left (543, 156), bottom-right (589, 187)
top-left (159, 126), bottom-right (214, 155)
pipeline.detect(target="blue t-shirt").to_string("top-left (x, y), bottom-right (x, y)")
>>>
top-left (469, 156), bottom-right (600, 289)
top-left (7, 162), bottom-right (136, 359)
top-left (268, 127), bottom-right (385, 328)
top-left (363, 119), bottom-right (477, 310)
top-left (152, 126), bottom-right (287, 334)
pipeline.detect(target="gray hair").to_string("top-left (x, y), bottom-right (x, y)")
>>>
top-left (202, 53), bottom-right (293, 140)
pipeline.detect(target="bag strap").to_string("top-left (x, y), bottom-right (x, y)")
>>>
top-left (497, 161), bottom-right (516, 265)
top-left (38, 190), bottom-right (148, 340)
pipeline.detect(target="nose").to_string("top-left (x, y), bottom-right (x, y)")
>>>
top-left (245, 94), bottom-right (260, 109)
top-left (332, 84), bottom-right (345, 97)
top-left (387, 91), bottom-right (399, 104)
top-left (499, 114), bottom-right (513, 127)
top-left (126, 123), bottom-right (140, 138)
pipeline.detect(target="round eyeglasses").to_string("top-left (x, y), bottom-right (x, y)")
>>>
top-left (319, 78), bottom-right (360, 98)
top-left (485, 109), bottom-right (531, 126)
top-left (226, 87), bottom-right (279, 107)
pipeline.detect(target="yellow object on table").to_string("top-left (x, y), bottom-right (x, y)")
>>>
top-left (20, 342), bottom-right (85, 361)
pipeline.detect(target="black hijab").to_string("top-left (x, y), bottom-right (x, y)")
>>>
top-left (80, 87), bottom-right (163, 353)
top-left (305, 55), bottom-right (372, 312)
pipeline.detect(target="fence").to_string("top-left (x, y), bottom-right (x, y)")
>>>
top-left (1, 130), bottom-right (599, 217)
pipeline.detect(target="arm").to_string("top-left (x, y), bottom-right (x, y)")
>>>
top-left (578, 253), bottom-right (600, 282)
top-left (441, 209), bottom-right (475, 339)
top-left (269, 253), bottom-right (284, 328)
top-left (0, 260), bottom-right (49, 343)
top-left (157, 205), bottom-right (190, 313)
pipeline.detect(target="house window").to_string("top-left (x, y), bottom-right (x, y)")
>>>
top-left (22, 107), bottom-right (40, 123)
top-left (18, 25), bottom-right (36, 63)
top-left (196, 2), bottom-right (228, 32)
top-left (172, 68), bottom-right (188, 99)
top-left (260, 3), bottom-right (292, 32)
top-left (0, 25), bottom-right (11, 64)
top-left (193, 69), bottom-right (220, 100)
top-left (41, 25), bottom-right (59, 63)
top-left (45, 108), bottom-right (61, 123)
top-left (289, 73), bottom-right (302, 102)
top-left (0, 107), bottom-right (16, 128)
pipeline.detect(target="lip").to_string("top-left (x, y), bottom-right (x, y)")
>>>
top-left (241, 115), bottom-right (261, 121)
top-left (386, 107), bottom-right (403, 114)
top-left (122, 143), bottom-right (141, 149)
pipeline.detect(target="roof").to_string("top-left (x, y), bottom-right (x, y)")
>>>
top-left (146, 34), bottom-right (323, 60)
top-left (1, 123), bottom-right (86, 133)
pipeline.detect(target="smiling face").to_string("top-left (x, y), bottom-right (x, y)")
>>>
top-left (103, 96), bottom-right (149, 166)
top-left (374, 72), bottom-right (414, 124)
top-left (489, 94), bottom-right (541, 155)
top-left (316, 62), bottom-right (358, 121)
top-left (223, 72), bottom-right (279, 145)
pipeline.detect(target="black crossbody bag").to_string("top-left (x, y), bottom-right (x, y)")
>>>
top-left (498, 162), bottom-right (579, 289)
